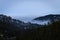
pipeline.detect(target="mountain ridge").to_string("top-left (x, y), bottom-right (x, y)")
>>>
top-left (34, 14), bottom-right (60, 21)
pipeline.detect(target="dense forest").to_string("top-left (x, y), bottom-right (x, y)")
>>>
top-left (0, 14), bottom-right (60, 40)
top-left (20, 21), bottom-right (60, 40)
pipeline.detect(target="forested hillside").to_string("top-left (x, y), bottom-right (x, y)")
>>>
top-left (21, 21), bottom-right (60, 40)
top-left (0, 14), bottom-right (60, 40)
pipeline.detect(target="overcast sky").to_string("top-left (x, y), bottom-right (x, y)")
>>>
top-left (0, 0), bottom-right (60, 18)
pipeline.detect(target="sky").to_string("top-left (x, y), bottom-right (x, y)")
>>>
top-left (0, 0), bottom-right (60, 18)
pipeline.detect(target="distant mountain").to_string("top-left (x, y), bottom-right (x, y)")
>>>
top-left (0, 14), bottom-right (40, 30)
top-left (0, 14), bottom-right (25, 28)
top-left (0, 14), bottom-right (60, 40)
top-left (34, 14), bottom-right (60, 22)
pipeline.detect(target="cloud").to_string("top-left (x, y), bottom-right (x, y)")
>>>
top-left (0, 0), bottom-right (60, 17)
